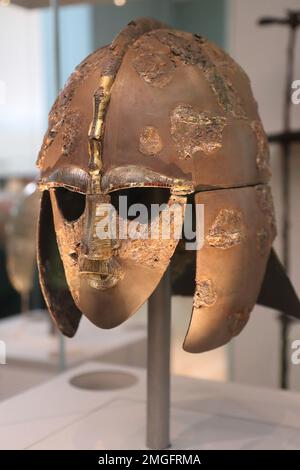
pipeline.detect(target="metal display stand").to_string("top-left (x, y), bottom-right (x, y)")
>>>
top-left (147, 269), bottom-right (171, 449)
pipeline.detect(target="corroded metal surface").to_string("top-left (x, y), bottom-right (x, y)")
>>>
top-left (206, 208), bottom-right (246, 249)
top-left (61, 110), bottom-right (81, 156)
top-left (170, 104), bottom-right (227, 158)
top-left (132, 36), bottom-right (175, 88)
top-left (203, 67), bottom-right (247, 119)
top-left (37, 47), bottom-right (107, 169)
top-left (255, 184), bottom-right (277, 236)
top-left (256, 227), bottom-right (270, 256)
top-left (193, 279), bottom-right (217, 308)
top-left (118, 194), bottom-right (186, 269)
top-left (139, 126), bottom-right (163, 156)
top-left (131, 29), bottom-right (248, 121)
top-left (251, 120), bottom-right (271, 175)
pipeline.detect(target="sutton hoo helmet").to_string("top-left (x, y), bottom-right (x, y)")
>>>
top-left (37, 18), bottom-right (300, 353)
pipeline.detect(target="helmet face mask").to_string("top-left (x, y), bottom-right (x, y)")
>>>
top-left (75, 187), bottom-right (187, 330)
top-left (37, 17), bottom-right (298, 353)
top-left (45, 180), bottom-right (187, 330)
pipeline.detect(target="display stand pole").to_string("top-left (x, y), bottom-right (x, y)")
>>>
top-left (20, 291), bottom-right (30, 314)
top-left (146, 268), bottom-right (171, 449)
top-left (50, 0), bottom-right (66, 371)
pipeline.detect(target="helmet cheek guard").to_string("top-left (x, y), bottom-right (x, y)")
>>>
top-left (184, 185), bottom-right (276, 353)
top-left (37, 190), bottom-right (82, 337)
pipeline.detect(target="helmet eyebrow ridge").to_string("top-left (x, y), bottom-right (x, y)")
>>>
top-left (38, 167), bottom-right (90, 194)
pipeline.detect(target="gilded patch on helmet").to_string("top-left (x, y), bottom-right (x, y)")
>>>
top-left (193, 279), bottom-right (217, 308)
top-left (227, 310), bottom-right (250, 337)
top-left (61, 111), bottom-right (81, 156)
top-left (251, 120), bottom-right (271, 175)
top-left (139, 126), bottom-right (163, 156)
top-left (132, 37), bottom-right (175, 88)
top-left (256, 227), bottom-right (270, 256)
top-left (206, 209), bottom-right (246, 249)
top-left (255, 185), bottom-right (277, 239)
top-left (132, 53), bottom-right (175, 88)
top-left (170, 104), bottom-right (227, 159)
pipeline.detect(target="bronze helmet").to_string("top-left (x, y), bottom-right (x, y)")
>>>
top-left (37, 18), bottom-right (300, 353)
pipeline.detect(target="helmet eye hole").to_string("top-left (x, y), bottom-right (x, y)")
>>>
top-left (110, 187), bottom-right (170, 221)
top-left (54, 187), bottom-right (86, 222)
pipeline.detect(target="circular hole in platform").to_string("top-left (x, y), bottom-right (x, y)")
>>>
top-left (69, 370), bottom-right (138, 391)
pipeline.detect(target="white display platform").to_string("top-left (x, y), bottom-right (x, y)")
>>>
top-left (1, 362), bottom-right (300, 450)
top-left (0, 310), bottom-right (146, 368)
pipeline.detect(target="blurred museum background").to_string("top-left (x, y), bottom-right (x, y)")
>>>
top-left (0, 0), bottom-right (300, 402)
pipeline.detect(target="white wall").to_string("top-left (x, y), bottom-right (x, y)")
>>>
top-left (227, 0), bottom-right (300, 390)
top-left (0, 5), bottom-right (45, 177)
